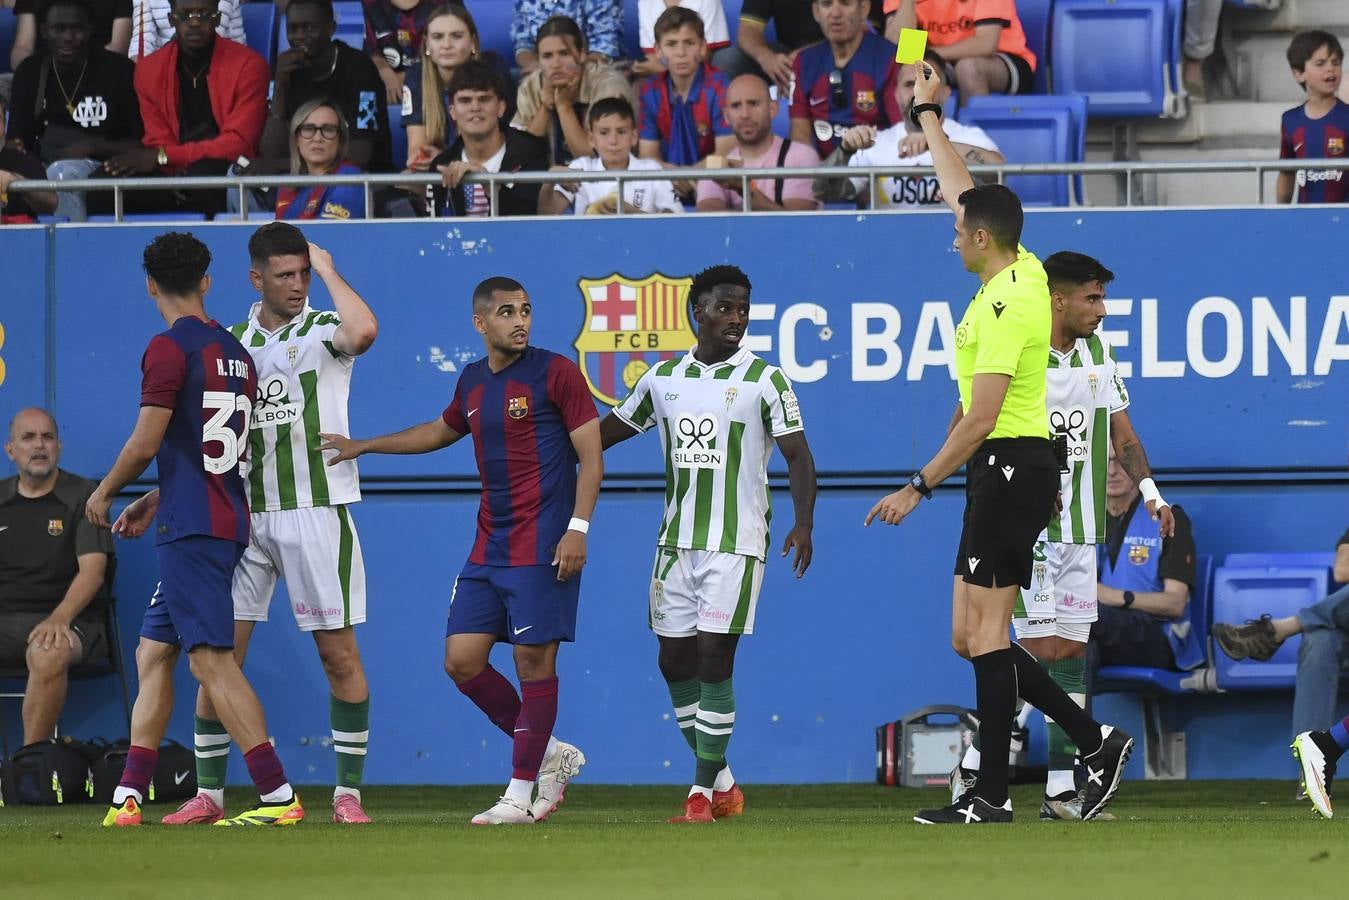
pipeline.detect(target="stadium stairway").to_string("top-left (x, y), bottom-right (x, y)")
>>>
top-left (1082, 0), bottom-right (1349, 206)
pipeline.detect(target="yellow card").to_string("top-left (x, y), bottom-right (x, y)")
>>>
top-left (895, 28), bottom-right (927, 64)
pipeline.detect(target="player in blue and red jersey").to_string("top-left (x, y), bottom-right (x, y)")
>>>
top-left (321, 275), bottom-right (602, 826)
top-left (790, 0), bottom-right (901, 157)
top-left (86, 232), bottom-right (303, 828)
top-left (1278, 30), bottom-right (1349, 204)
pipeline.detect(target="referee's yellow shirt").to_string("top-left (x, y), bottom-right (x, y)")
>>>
top-left (953, 245), bottom-right (1051, 440)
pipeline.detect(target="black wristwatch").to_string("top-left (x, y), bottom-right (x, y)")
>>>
top-left (908, 471), bottom-right (933, 500)
top-left (909, 102), bottom-right (944, 130)
top-left (1122, 590), bottom-right (1136, 609)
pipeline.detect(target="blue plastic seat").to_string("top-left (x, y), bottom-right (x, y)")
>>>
top-left (473, 1), bottom-right (515, 63)
top-left (960, 94), bottom-right (1086, 206)
top-left (1051, 0), bottom-right (1167, 117)
top-left (1097, 554), bottom-right (1215, 692)
top-left (0, 8), bottom-right (17, 75)
top-left (1212, 564), bottom-right (1332, 690)
top-left (1223, 552), bottom-right (1336, 571)
top-left (721, 0), bottom-right (743, 44)
top-left (623, 0), bottom-right (640, 57)
top-left (241, 1), bottom-right (277, 68)
top-left (1015, 0), bottom-right (1052, 94)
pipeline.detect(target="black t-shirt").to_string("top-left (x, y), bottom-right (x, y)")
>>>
top-left (178, 54), bottom-right (220, 144)
top-left (1104, 499), bottom-right (1197, 586)
top-left (6, 48), bottom-right (142, 163)
top-left (0, 473), bottom-right (113, 614)
top-left (0, 146), bottom-right (50, 219)
top-left (282, 42), bottom-right (393, 172)
top-left (740, 0), bottom-right (823, 51)
top-left (14, 0), bottom-right (132, 56)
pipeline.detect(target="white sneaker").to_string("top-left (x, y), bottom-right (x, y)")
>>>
top-left (471, 796), bottom-right (535, 825)
top-left (531, 740), bottom-right (586, 822)
top-left (1292, 731), bottom-right (1336, 819)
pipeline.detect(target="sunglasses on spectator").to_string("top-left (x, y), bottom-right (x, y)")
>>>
top-left (172, 10), bottom-right (221, 23)
top-left (828, 69), bottom-right (846, 108)
top-left (297, 123), bottom-right (341, 139)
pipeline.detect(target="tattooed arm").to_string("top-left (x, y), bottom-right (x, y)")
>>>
top-left (1111, 408), bottom-right (1176, 537)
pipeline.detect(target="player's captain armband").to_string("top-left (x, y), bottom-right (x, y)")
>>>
top-left (1138, 477), bottom-right (1169, 510)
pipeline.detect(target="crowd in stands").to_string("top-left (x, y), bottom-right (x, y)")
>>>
top-left (0, 0), bottom-right (1345, 221)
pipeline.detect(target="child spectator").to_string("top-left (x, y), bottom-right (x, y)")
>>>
top-left (402, 3), bottom-right (516, 172)
top-left (512, 15), bottom-right (634, 165)
top-left (632, 0), bottom-right (730, 78)
top-left (885, 0), bottom-right (1036, 100)
top-left (791, 0), bottom-right (900, 157)
top-left (511, 0), bottom-right (622, 75)
top-left (434, 58), bottom-right (549, 216)
top-left (637, 7), bottom-right (733, 168)
top-left (276, 99), bottom-right (366, 220)
top-left (539, 96), bottom-right (683, 215)
top-left (363, 0), bottom-right (439, 102)
top-left (1278, 30), bottom-right (1348, 204)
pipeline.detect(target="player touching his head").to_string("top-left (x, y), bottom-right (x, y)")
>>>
top-left (120, 222), bottom-right (381, 825)
top-left (319, 277), bottom-right (601, 825)
top-left (599, 265), bottom-right (817, 824)
top-left (88, 232), bottom-right (302, 828)
top-left (864, 61), bottom-right (1132, 825)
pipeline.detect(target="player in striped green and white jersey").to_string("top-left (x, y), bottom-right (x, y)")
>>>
top-left (170, 224), bottom-right (379, 825)
top-left (601, 265), bottom-right (817, 824)
top-left (955, 252), bottom-right (1175, 820)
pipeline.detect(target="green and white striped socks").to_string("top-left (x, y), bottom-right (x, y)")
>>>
top-left (693, 679), bottom-right (735, 798)
top-left (1045, 657), bottom-right (1086, 797)
top-left (331, 694), bottom-right (370, 800)
top-left (194, 715), bottom-right (230, 807)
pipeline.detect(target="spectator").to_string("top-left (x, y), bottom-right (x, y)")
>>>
top-left (790, 0), bottom-right (900, 158)
top-left (637, 7), bottom-right (732, 172)
top-left (91, 0), bottom-right (268, 217)
top-left (1277, 31), bottom-right (1348, 205)
top-left (6, 0), bottom-right (142, 221)
top-left (0, 95), bottom-right (59, 222)
top-left (402, 3), bottom-right (516, 173)
top-left (884, 0), bottom-right (1037, 100)
top-left (632, 0), bottom-right (730, 78)
top-left (815, 52), bottom-right (1004, 209)
top-left (1210, 530), bottom-right (1349, 745)
top-left (0, 408), bottom-right (114, 748)
top-left (128, 0), bottom-right (242, 61)
top-left (511, 0), bottom-right (622, 76)
top-left (720, 0), bottom-right (824, 92)
top-left (539, 95), bottom-right (682, 215)
top-left (362, 0), bottom-right (439, 103)
top-left (1085, 455), bottom-right (1196, 683)
top-left (9, 0), bottom-right (130, 72)
top-left (260, 0), bottom-right (392, 174)
top-left (696, 73), bottom-right (820, 212)
top-left (275, 99), bottom-right (366, 219)
top-left (1181, 0), bottom-right (1222, 100)
top-left (512, 15), bottom-right (634, 165)
top-left (432, 58), bottom-right (548, 216)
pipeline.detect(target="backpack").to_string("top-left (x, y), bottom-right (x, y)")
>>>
top-left (91, 739), bottom-right (197, 804)
top-left (0, 737), bottom-right (101, 805)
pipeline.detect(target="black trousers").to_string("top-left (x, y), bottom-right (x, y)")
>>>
top-left (87, 158), bottom-right (232, 218)
top-left (1087, 604), bottom-right (1177, 688)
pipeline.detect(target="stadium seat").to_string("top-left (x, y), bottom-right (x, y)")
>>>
top-left (721, 0), bottom-right (743, 44)
top-left (388, 103), bottom-right (408, 170)
top-left (1223, 552), bottom-right (1336, 571)
top-left (241, 1), bottom-right (277, 68)
top-left (960, 94), bottom-right (1086, 206)
top-left (1212, 563), bottom-right (1333, 690)
top-left (87, 213), bottom-right (209, 222)
top-left (0, 8), bottom-right (16, 75)
top-left (1015, 0), bottom-right (1052, 94)
top-left (473, 1), bottom-right (515, 63)
top-left (1224, 0), bottom-right (1279, 8)
top-left (1051, 0), bottom-right (1173, 118)
top-left (279, 1), bottom-right (365, 54)
top-left (1097, 554), bottom-right (1216, 691)
top-left (623, 0), bottom-right (640, 57)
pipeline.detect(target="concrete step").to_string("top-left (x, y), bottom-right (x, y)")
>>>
top-left (1232, 33), bottom-right (1319, 102)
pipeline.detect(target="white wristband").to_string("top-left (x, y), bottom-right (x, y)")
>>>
top-left (567, 517), bottom-right (590, 535)
top-left (1138, 477), bottom-right (1168, 509)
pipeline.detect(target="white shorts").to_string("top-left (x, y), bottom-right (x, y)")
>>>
top-left (1012, 540), bottom-right (1098, 641)
top-left (649, 547), bottom-right (765, 638)
top-left (233, 505), bottom-right (367, 632)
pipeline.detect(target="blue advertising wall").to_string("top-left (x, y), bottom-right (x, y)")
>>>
top-left (1, 207), bottom-right (1346, 785)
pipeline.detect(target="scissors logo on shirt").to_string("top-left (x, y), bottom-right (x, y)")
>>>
top-left (508, 396), bottom-right (529, 419)
top-left (672, 413), bottom-right (724, 470)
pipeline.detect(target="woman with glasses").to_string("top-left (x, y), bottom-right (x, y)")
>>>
top-left (276, 100), bottom-right (366, 220)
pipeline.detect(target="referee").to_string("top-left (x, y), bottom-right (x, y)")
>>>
top-left (864, 61), bottom-right (1133, 825)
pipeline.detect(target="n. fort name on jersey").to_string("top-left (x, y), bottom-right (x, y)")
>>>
top-left (216, 357), bottom-right (251, 378)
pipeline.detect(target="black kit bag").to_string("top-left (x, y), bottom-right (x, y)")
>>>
top-left (0, 737), bottom-right (100, 805)
top-left (91, 739), bottom-right (197, 804)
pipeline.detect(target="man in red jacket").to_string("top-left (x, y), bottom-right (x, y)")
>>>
top-left (90, 0), bottom-right (268, 217)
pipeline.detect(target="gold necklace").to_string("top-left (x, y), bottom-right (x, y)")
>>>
top-left (180, 56), bottom-right (210, 88)
top-left (51, 58), bottom-right (88, 116)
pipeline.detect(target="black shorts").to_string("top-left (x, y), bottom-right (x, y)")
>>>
top-left (0, 611), bottom-right (109, 668)
top-left (999, 52), bottom-right (1035, 95)
top-left (954, 438), bottom-right (1058, 589)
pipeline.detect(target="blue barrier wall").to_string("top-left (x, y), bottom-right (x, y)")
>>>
top-left (1, 208), bottom-right (1346, 785)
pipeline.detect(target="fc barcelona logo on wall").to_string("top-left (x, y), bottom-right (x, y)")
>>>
top-left (574, 273), bottom-right (696, 407)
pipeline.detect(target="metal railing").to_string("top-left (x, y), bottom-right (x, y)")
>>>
top-left (10, 158), bottom-right (1348, 220)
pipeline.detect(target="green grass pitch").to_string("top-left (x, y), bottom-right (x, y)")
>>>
top-left (0, 782), bottom-right (1341, 898)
